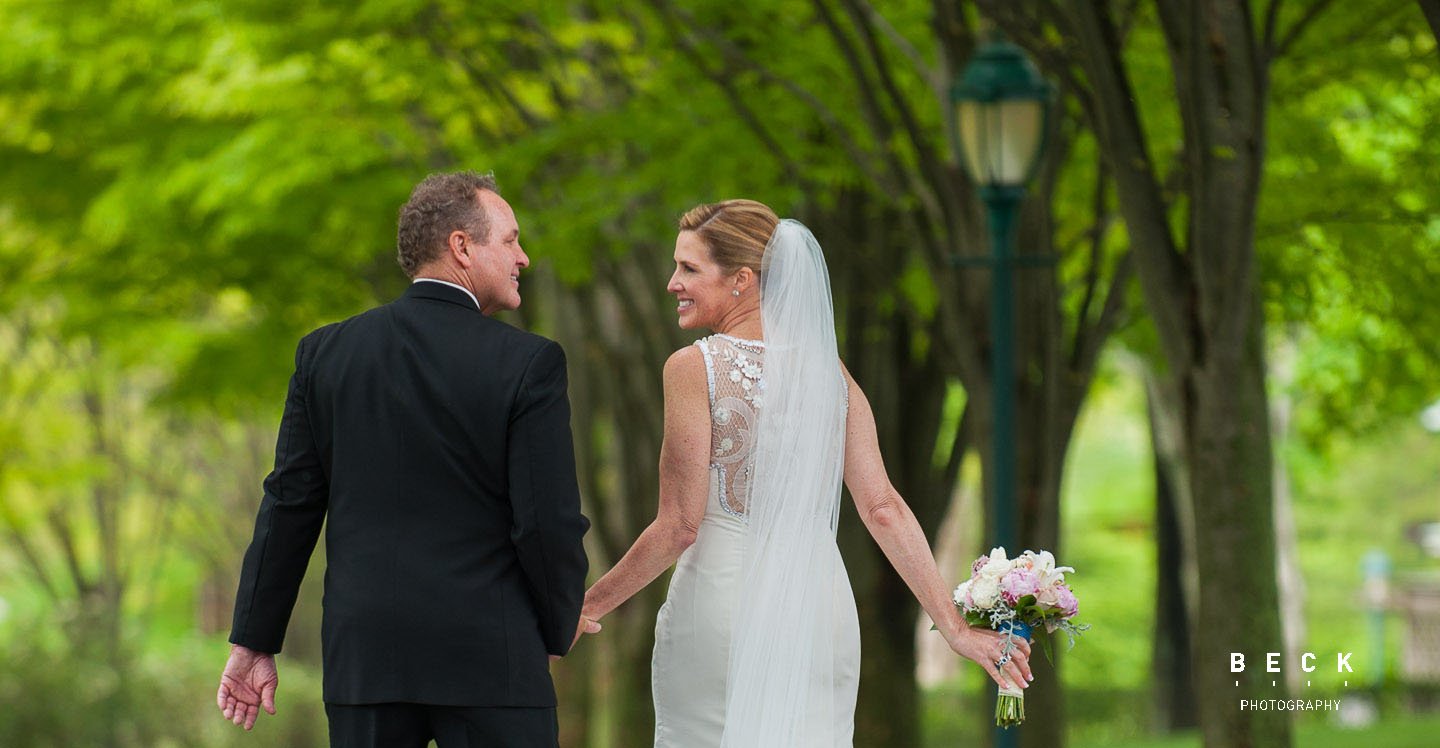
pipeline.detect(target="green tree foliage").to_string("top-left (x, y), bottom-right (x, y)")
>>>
top-left (1260, 6), bottom-right (1440, 444)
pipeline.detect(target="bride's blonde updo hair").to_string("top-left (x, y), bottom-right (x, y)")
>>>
top-left (678, 199), bottom-right (780, 277)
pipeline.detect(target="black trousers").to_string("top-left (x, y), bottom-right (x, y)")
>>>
top-left (325, 702), bottom-right (559, 748)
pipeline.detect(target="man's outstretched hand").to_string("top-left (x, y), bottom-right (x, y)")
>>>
top-left (217, 644), bottom-right (278, 730)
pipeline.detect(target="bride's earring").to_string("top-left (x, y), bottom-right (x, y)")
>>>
top-left (732, 289), bottom-right (740, 296)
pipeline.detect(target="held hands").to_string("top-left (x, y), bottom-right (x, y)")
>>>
top-left (550, 615), bottom-right (603, 663)
top-left (217, 644), bottom-right (279, 730)
top-left (949, 626), bottom-right (1033, 691)
top-left (572, 614), bottom-right (602, 649)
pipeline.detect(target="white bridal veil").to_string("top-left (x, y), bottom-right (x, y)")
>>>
top-left (720, 219), bottom-right (849, 747)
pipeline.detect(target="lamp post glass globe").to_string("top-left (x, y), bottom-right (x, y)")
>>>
top-left (952, 39), bottom-right (1051, 192)
top-left (957, 98), bottom-right (1044, 189)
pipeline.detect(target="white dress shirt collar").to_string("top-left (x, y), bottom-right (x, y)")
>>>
top-left (412, 278), bottom-right (481, 311)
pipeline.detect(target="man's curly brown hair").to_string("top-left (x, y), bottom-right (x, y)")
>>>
top-left (396, 171), bottom-right (499, 277)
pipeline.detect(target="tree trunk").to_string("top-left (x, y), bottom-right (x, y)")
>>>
top-left (1015, 407), bottom-right (1070, 748)
top-left (838, 323), bottom-right (934, 748)
top-left (1184, 293), bottom-right (1289, 748)
top-left (1419, 0), bottom-right (1440, 54)
top-left (1269, 341), bottom-right (1306, 693)
top-left (81, 379), bottom-right (127, 748)
top-left (1145, 370), bottom-right (1199, 732)
top-left (1014, 196), bottom-right (1076, 748)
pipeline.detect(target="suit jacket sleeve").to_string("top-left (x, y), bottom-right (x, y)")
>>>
top-left (507, 340), bottom-right (590, 657)
top-left (229, 333), bottom-right (329, 654)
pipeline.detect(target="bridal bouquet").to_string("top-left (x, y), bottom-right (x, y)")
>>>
top-left (953, 547), bottom-right (1090, 727)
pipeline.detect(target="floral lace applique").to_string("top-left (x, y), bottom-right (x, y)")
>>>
top-left (697, 336), bottom-right (765, 520)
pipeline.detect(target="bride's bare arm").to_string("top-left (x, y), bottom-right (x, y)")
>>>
top-left (840, 363), bottom-right (1032, 689)
top-left (582, 347), bottom-right (711, 621)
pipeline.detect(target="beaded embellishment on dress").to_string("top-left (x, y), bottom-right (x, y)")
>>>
top-left (696, 335), bottom-right (766, 521)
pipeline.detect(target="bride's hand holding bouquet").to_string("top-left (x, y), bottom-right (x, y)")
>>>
top-left (952, 547), bottom-right (1091, 727)
top-left (946, 615), bottom-right (1035, 696)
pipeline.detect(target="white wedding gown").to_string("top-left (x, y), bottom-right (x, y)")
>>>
top-left (651, 333), bottom-right (861, 747)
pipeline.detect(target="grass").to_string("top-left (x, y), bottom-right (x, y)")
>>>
top-left (923, 686), bottom-right (1440, 748)
top-left (1104, 711), bottom-right (1440, 748)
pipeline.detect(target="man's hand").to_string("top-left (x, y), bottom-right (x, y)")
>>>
top-left (550, 615), bottom-right (603, 663)
top-left (217, 644), bottom-right (279, 730)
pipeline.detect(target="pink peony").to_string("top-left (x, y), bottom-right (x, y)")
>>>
top-left (1054, 585), bottom-right (1079, 617)
top-left (1000, 567), bottom-right (1040, 605)
top-left (971, 555), bottom-right (989, 577)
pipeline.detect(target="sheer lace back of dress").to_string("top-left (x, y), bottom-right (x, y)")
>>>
top-left (696, 334), bottom-right (766, 521)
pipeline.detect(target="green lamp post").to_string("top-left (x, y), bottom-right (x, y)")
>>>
top-left (952, 36), bottom-right (1052, 747)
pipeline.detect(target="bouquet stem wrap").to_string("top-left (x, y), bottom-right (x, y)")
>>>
top-left (995, 621), bottom-right (1032, 728)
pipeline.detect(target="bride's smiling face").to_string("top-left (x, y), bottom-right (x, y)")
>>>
top-left (668, 230), bottom-right (740, 330)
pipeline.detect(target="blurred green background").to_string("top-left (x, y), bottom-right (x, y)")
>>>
top-left (3, 1), bottom-right (1439, 747)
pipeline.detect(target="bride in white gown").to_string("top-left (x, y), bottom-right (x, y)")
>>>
top-left (580, 200), bottom-right (1032, 747)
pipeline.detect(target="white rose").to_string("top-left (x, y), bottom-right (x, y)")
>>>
top-left (979, 547), bottom-right (1013, 576)
top-left (970, 577), bottom-right (1001, 609)
top-left (981, 552), bottom-right (1013, 580)
top-left (953, 580), bottom-right (972, 607)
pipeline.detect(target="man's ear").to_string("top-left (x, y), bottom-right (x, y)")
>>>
top-left (449, 230), bottom-right (473, 268)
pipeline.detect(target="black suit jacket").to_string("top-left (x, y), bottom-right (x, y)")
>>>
top-left (229, 281), bottom-right (589, 706)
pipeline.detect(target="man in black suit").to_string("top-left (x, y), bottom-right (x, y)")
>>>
top-left (217, 171), bottom-right (594, 747)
